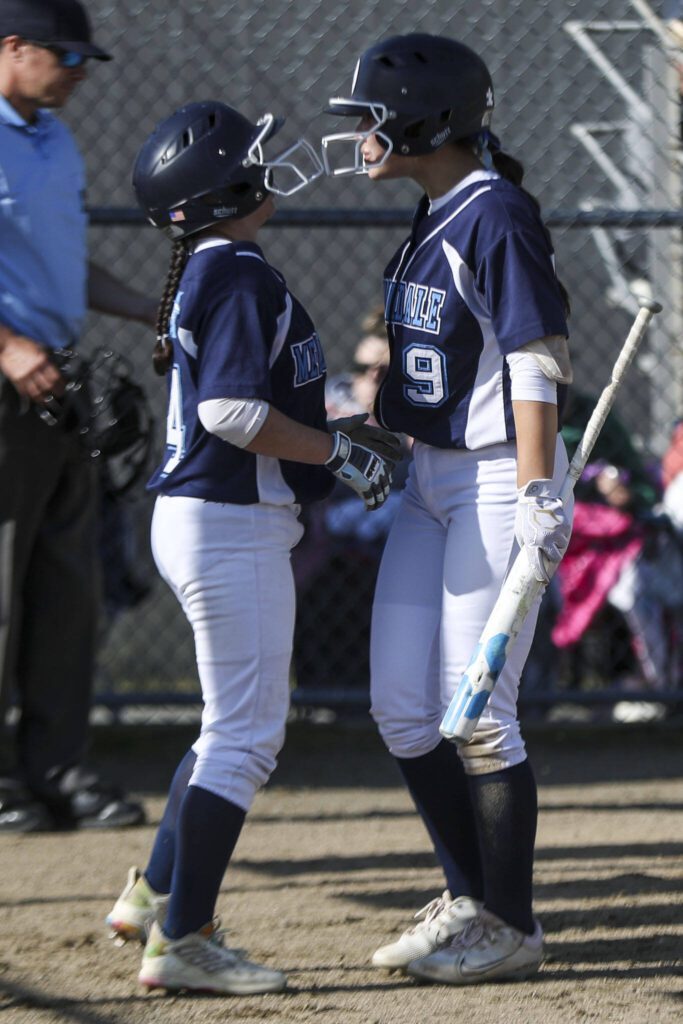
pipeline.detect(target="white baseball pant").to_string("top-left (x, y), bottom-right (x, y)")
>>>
top-left (370, 438), bottom-right (571, 774)
top-left (151, 495), bottom-right (303, 811)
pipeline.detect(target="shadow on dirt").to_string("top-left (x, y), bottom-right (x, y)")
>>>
top-left (87, 719), bottom-right (683, 796)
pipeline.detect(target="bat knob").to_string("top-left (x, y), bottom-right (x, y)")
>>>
top-left (637, 296), bottom-right (663, 314)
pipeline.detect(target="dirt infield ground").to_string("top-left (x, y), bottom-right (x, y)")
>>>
top-left (0, 719), bottom-right (681, 1024)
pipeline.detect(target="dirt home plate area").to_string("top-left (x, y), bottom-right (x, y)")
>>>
top-left (0, 720), bottom-right (681, 1024)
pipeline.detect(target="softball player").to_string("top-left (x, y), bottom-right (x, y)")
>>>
top-left (323, 34), bottom-right (573, 984)
top-left (105, 100), bottom-right (398, 996)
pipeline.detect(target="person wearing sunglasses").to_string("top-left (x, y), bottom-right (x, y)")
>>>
top-left (0, 0), bottom-right (158, 835)
top-left (24, 39), bottom-right (89, 66)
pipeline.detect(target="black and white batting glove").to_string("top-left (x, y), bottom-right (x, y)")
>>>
top-left (514, 478), bottom-right (572, 583)
top-left (325, 430), bottom-right (392, 511)
top-left (327, 414), bottom-right (403, 471)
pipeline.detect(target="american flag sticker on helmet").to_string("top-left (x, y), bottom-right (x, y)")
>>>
top-left (170, 210), bottom-right (186, 221)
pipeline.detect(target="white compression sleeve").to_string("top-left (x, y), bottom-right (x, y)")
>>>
top-left (198, 397), bottom-right (270, 448)
top-left (506, 349), bottom-right (557, 404)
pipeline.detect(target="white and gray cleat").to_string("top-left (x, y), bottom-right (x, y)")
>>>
top-left (106, 866), bottom-right (170, 945)
top-left (139, 920), bottom-right (287, 995)
top-left (407, 908), bottom-right (544, 984)
top-left (371, 891), bottom-right (482, 970)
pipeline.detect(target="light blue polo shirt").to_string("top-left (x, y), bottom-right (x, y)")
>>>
top-left (0, 93), bottom-right (87, 349)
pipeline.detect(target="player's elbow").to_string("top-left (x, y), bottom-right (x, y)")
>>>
top-left (198, 397), bottom-right (269, 448)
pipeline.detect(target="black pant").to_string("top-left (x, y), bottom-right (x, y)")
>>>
top-left (0, 381), bottom-right (99, 801)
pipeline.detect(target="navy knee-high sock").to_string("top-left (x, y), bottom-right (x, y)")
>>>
top-left (163, 784), bottom-right (246, 939)
top-left (396, 739), bottom-right (483, 899)
top-left (145, 748), bottom-right (197, 894)
top-left (467, 759), bottom-right (538, 934)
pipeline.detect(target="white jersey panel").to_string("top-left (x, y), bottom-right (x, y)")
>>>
top-left (256, 454), bottom-right (297, 506)
top-left (441, 237), bottom-right (507, 450)
top-left (253, 291), bottom-right (297, 505)
top-left (177, 326), bottom-right (198, 359)
top-left (270, 292), bottom-right (293, 368)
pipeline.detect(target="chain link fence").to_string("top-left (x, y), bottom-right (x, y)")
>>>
top-left (67, 0), bottom-right (683, 716)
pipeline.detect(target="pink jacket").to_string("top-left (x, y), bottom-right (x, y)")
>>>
top-left (552, 502), bottom-right (643, 647)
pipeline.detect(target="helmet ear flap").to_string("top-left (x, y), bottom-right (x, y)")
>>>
top-left (196, 161), bottom-right (268, 216)
top-left (403, 119), bottom-right (425, 139)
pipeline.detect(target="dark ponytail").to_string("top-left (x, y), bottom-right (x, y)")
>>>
top-left (491, 148), bottom-right (571, 318)
top-left (153, 240), bottom-right (190, 376)
top-left (490, 149), bottom-right (524, 189)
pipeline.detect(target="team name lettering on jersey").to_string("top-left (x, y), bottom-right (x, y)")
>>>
top-left (384, 279), bottom-right (446, 335)
top-left (291, 332), bottom-right (327, 386)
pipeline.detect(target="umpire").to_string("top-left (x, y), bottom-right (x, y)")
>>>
top-left (0, 0), bottom-right (156, 831)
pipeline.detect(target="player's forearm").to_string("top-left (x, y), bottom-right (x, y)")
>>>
top-left (87, 261), bottom-right (158, 326)
top-left (0, 321), bottom-right (13, 354)
top-left (244, 405), bottom-right (335, 464)
top-left (512, 400), bottom-right (558, 487)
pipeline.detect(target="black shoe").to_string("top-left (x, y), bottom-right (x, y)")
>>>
top-left (0, 769), bottom-right (146, 832)
top-left (0, 799), bottom-right (54, 833)
top-left (69, 786), bottom-right (146, 829)
top-left (49, 767), bottom-right (146, 830)
top-left (0, 777), bottom-right (54, 832)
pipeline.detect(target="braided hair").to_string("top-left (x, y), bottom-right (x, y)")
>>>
top-left (153, 240), bottom-right (190, 376)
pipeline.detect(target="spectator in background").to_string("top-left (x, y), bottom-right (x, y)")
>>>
top-left (325, 303), bottom-right (392, 421)
top-left (561, 389), bottom-right (659, 511)
top-left (293, 305), bottom-right (409, 694)
top-left (0, 0), bottom-right (158, 832)
top-left (523, 386), bottom-right (652, 712)
top-left (665, 1), bottom-right (683, 52)
top-left (550, 390), bottom-right (683, 721)
top-left (661, 417), bottom-right (683, 529)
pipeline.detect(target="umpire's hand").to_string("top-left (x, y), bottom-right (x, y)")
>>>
top-left (0, 331), bottom-right (64, 404)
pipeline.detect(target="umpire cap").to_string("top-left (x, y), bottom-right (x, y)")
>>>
top-left (0, 0), bottom-right (112, 60)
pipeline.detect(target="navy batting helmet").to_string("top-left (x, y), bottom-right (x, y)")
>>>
top-left (323, 34), bottom-right (494, 175)
top-left (133, 101), bottom-right (322, 238)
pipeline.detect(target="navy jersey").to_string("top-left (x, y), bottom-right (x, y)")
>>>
top-left (148, 238), bottom-right (334, 505)
top-left (376, 170), bottom-right (569, 449)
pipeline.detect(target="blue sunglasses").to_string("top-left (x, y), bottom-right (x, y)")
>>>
top-left (28, 40), bottom-right (88, 68)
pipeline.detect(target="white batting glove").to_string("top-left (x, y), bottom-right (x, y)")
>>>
top-left (514, 478), bottom-right (572, 583)
top-left (325, 430), bottom-right (392, 511)
top-left (327, 414), bottom-right (403, 470)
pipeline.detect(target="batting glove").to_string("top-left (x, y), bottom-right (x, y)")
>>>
top-left (327, 414), bottom-right (403, 470)
top-left (514, 478), bottom-right (572, 583)
top-left (325, 430), bottom-right (392, 511)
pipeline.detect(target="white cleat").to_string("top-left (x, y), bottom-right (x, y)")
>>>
top-left (371, 891), bottom-right (482, 970)
top-left (106, 866), bottom-right (170, 945)
top-left (138, 920), bottom-right (287, 995)
top-left (407, 909), bottom-right (544, 984)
